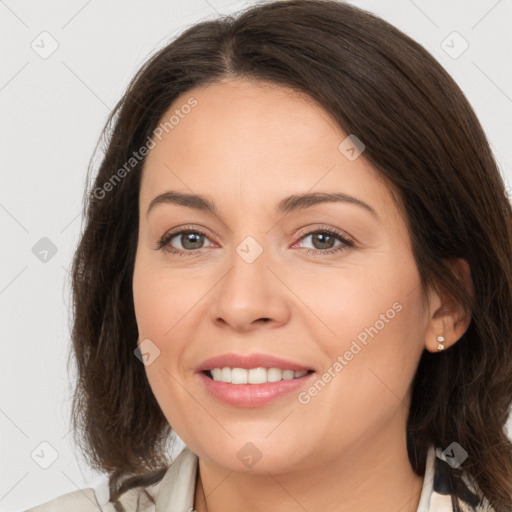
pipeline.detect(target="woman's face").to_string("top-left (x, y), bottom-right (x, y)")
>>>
top-left (133, 78), bottom-right (433, 473)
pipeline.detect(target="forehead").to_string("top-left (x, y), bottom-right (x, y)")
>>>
top-left (139, 78), bottom-right (395, 220)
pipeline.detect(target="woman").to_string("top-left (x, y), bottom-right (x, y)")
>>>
top-left (24, 0), bottom-right (512, 511)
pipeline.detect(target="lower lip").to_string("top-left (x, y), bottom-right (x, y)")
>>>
top-left (197, 371), bottom-right (316, 408)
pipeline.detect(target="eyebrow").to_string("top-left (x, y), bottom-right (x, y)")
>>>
top-left (146, 190), bottom-right (377, 218)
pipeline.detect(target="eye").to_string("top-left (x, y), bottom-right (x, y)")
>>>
top-left (294, 227), bottom-right (354, 255)
top-left (156, 227), bottom-right (215, 255)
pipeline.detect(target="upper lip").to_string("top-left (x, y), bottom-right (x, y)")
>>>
top-left (195, 353), bottom-right (315, 373)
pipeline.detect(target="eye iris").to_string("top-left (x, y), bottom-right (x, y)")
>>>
top-left (181, 232), bottom-right (204, 250)
top-left (312, 232), bottom-right (335, 250)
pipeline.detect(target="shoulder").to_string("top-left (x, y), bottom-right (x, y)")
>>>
top-left (24, 487), bottom-right (104, 512)
top-left (23, 446), bottom-right (198, 512)
top-left (23, 481), bottom-right (160, 512)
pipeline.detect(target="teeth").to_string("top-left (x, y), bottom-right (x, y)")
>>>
top-left (232, 367), bottom-right (247, 384)
top-left (209, 367), bottom-right (309, 384)
top-left (248, 367), bottom-right (266, 384)
top-left (221, 367), bottom-right (231, 382)
top-left (268, 367), bottom-right (283, 382)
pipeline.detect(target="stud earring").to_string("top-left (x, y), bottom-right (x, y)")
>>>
top-left (436, 336), bottom-right (445, 351)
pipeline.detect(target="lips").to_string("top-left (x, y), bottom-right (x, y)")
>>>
top-left (194, 353), bottom-right (317, 408)
top-left (195, 353), bottom-right (315, 373)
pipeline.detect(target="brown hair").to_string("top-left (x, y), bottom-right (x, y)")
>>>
top-left (69, 0), bottom-right (512, 509)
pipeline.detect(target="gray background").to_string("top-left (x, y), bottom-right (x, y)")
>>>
top-left (1, 0), bottom-right (511, 510)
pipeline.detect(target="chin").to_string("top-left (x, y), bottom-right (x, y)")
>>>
top-left (195, 440), bottom-right (312, 475)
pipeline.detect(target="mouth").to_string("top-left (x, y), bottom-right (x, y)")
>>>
top-left (197, 367), bottom-right (317, 408)
top-left (195, 353), bottom-right (317, 406)
top-left (202, 368), bottom-right (316, 384)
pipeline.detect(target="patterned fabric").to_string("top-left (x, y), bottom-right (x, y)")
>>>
top-left (23, 444), bottom-right (495, 511)
top-left (426, 447), bottom-right (495, 511)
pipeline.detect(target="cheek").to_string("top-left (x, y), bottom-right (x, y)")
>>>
top-left (284, 261), bottom-right (411, 354)
top-left (296, 288), bottom-right (426, 460)
top-left (298, 255), bottom-right (426, 412)
top-left (132, 253), bottom-right (203, 343)
top-left (323, 289), bottom-right (425, 420)
top-left (132, 253), bottom-right (213, 427)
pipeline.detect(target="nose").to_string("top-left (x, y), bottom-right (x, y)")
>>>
top-left (209, 241), bottom-right (291, 333)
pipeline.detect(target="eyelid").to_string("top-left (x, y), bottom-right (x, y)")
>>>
top-left (293, 224), bottom-right (355, 246)
top-left (155, 224), bottom-right (218, 251)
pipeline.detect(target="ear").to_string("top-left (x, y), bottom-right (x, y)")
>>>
top-left (424, 258), bottom-right (472, 353)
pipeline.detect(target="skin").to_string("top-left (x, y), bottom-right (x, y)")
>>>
top-left (132, 78), bottom-right (471, 512)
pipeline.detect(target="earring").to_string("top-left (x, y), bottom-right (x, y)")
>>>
top-left (436, 336), bottom-right (445, 351)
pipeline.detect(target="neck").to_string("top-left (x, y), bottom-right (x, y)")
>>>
top-left (193, 419), bottom-right (424, 512)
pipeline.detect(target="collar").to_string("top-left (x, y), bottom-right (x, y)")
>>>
top-left (156, 445), bottom-right (198, 511)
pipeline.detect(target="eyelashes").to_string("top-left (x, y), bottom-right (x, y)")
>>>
top-left (292, 227), bottom-right (354, 255)
top-left (155, 225), bottom-right (355, 257)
